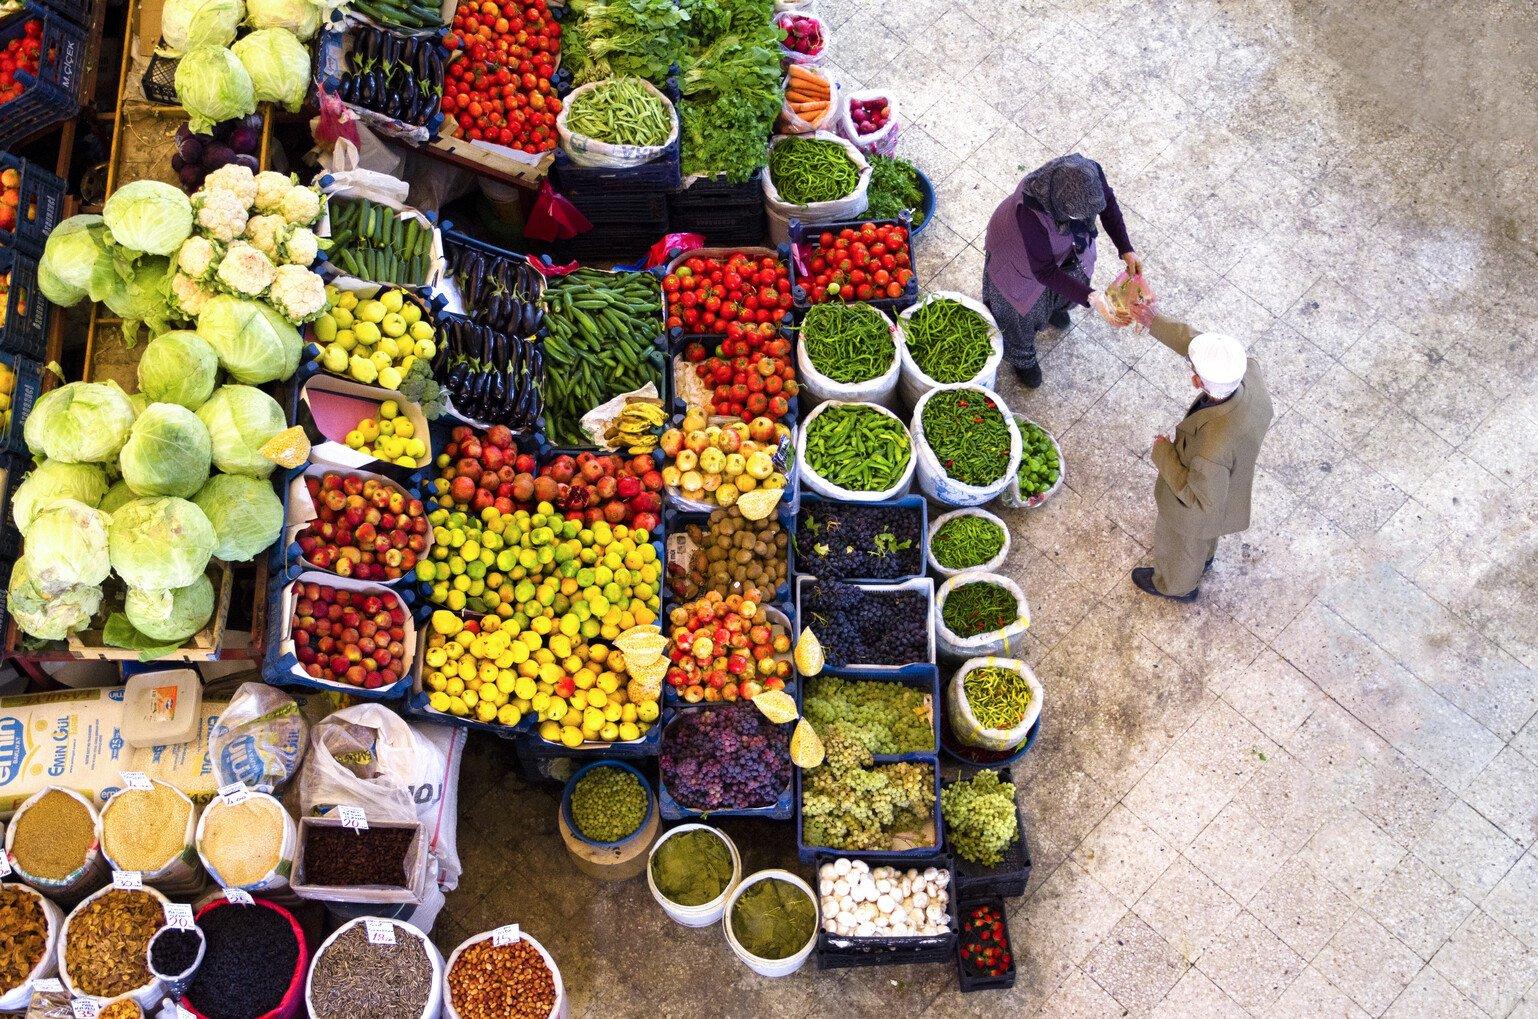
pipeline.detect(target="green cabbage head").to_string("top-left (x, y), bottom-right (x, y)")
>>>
top-left (232, 28), bottom-right (309, 112)
top-left (121, 403), bottom-right (213, 498)
top-left (11, 461), bottom-right (109, 535)
top-left (195, 384), bottom-right (287, 477)
top-left (103, 256), bottom-right (176, 346)
top-left (125, 573), bottom-right (216, 643)
top-left (160, 0), bottom-right (244, 55)
top-left (108, 497), bottom-right (216, 591)
top-left (103, 181), bottom-right (195, 257)
top-left (139, 330), bottom-right (219, 410)
top-left (98, 480), bottom-right (138, 514)
top-left (194, 474), bottom-right (283, 561)
top-left (196, 294), bottom-right (302, 384)
top-left (24, 381), bottom-right (136, 463)
top-left (25, 499), bottom-right (113, 596)
top-left (7, 557), bottom-right (103, 641)
top-left (38, 215), bottom-right (124, 306)
top-left (175, 45), bottom-right (256, 134)
top-left (246, 0), bottom-right (321, 40)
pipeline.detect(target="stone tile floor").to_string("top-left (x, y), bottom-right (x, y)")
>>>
top-left (441, 0), bottom-right (1538, 1013)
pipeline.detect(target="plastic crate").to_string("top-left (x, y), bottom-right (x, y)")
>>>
top-left (657, 703), bottom-right (794, 820)
top-left (669, 170), bottom-right (764, 213)
top-left (564, 188), bottom-right (669, 225)
top-left (0, 152), bottom-right (65, 255)
top-left (795, 575), bottom-right (936, 672)
top-left (794, 664), bottom-right (944, 863)
top-left (658, 245), bottom-right (790, 341)
top-left (0, 4), bottom-right (86, 149)
top-left (667, 204), bottom-right (767, 249)
top-left (0, 350), bottom-right (42, 456)
top-left (0, 245), bottom-right (49, 360)
top-left (941, 767), bottom-right (1031, 899)
top-left (551, 222), bottom-right (669, 263)
top-left (814, 852), bottom-right (958, 969)
top-left (666, 330), bottom-right (799, 428)
top-left (788, 213), bottom-right (918, 314)
top-left (661, 501), bottom-right (794, 607)
top-left (0, 451), bottom-right (27, 561)
top-left (661, 600), bottom-right (795, 708)
top-left (793, 494), bottom-right (928, 583)
top-left (315, 22), bottom-right (447, 138)
top-left (955, 897), bottom-right (1016, 991)
top-left (21, 0), bottom-right (88, 25)
top-left (262, 570), bottom-right (423, 701)
top-left (140, 52), bottom-right (178, 105)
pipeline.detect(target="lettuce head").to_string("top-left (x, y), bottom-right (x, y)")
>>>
top-left (195, 384), bottom-right (287, 477)
top-left (194, 474), bottom-right (283, 561)
top-left (196, 294), bottom-right (302, 384)
top-left (8, 557), bottom-right (103, 641)
top-left (24, 381), bottom-right (136, 463)
top-left (120, 403), bottom-right (213, 498)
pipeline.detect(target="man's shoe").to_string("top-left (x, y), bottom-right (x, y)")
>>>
top-left (1013, 363), bottom-right (1044, 388)
top-left (1049, 309), bottom-right (1071, 329)
top-left (1204, 557), bottom-right (1215, 574)
top-left (1132, 567), bottom-right (1197, 602)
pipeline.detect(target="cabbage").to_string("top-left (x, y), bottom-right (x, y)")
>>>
top-left (103, 256), bottom-right (176, 345)
top-left (24, 381), bottom-right (136, 463)
top-left (160, 0), bottom-right (244, 54)
top-left (196, 294), bottom-right (302, 383)
top-left (108, 497), bottom-right (216, 591)
top-left (103, 182), bottom-right (195, 258)
top-left (38, 216), bottom-right (124, 306)
top-left (25, 500), bottom-right (112, 596)
top-left (11, 461), bottom-right (109, 534)
top-left (195, 384), bottom-right (286, 477)
top-left (246, 0), bottom-right (320, 40)
top-left (232, 28), bottom-right (309, 112)
top-left (125, 574), bottom-right (215, 643)
top-left (175, 45), bottom-right (256, 134)
top-left (120, 403), bottom-right (213, 498)
top-left (98, 480), bottom-right (137, 514)
top-left (139, 330), bottom-right (219, 410)
top-left (194, 474), bottom-right (282, 561)
top-left (8, 557), bottom-right (103, 641)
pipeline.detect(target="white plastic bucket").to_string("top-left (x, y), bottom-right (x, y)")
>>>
top-left (306, 916), bottom-right (444, 1019)
top-left (646, 824), bottom-right (743, 928)
top-left (721, 869), bottom-right (819, 977)
top-left (797, 400), bottom-right (915, 502)
top-left (444, 929), bottom-right (567, 1019)
top-left (58, 884), bottom-right (170, 1007)
top-left (910, 384), bottom-right (1021, 507)
top-left (934, 572), bottom-right (1030, 661)
top-left (926, 507), bottom-right (1011, 579)
top-left (0, 883), bottom-right (64, 1010)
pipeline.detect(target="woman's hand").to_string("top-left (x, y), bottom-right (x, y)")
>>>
top-left (1090, 291), bottom-right (1131, 327)
top-left (1122, 250), bottom-right (1144, 277)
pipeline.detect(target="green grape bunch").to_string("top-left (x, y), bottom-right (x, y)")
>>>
top-left (940, 770), bottom-right (1019, 867)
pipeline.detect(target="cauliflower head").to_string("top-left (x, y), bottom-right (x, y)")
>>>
top-left (169, 271), bottom-right (217, 318)
top-left (268, 263), bottom-right (327, 323)
top-left (215, 241), bottom-right (278, 297)
top-left (176, 235), bottom-right (223, 280)
top-left (244, 214), bottom-right (290, 260)
top-left (283, 226), bottom-right (319, 267)
top-left (193, 189), bottom-right (249, 243)
top-left (252, 171), bottom-right (297, 215)
top-left (278, 185), bottom-right (323, 227)
top-left (202, 163), bottom-right (258, 209)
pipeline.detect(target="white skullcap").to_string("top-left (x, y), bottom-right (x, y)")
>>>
top-left (1189, 332), bottom-right (1246, 398)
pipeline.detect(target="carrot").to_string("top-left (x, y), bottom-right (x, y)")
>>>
top-left (787, 88), bottom-right (824, 103)
top-left (793, 101), bottom-right (829, 114)
top-left (786, 65), bottom-right (825, 87)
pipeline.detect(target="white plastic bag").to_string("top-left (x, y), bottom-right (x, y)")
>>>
top-left (777, 66), bottom-right (840, 135)
top-left (772, 0), bottom-right (814, 14)
top-left (910, 384), bottom-right (1021, 506)
top-left (317, 174), bottom-right (444, 288)
top-left (946, 656), bottom-right (1042, 752)
top-left (764, 131), bottom-right (870, 245)
top-left (896, 292), bottom-right (1004, 408)
top-left (775, 10), bottom-right (828, 65)
top-left (796, 400), bottom-right (914, 502)
top-left (996, 414), bottom-right (1066, 510)
top-left (934, 572), bottom-right (1030, 661)
top-left (209, 683), bottom-right (309, 793)
top-left (794, 304), bottom-right (901, 409)
top-left (557, 80), bottom-right (680, 169)
top-left (926, 507), bottom-right (1011, 579)
top-left (837, 89), bottom-right (901, 157)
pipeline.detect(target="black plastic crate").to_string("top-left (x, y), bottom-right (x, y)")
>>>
top-left (0, 451), bottom-right (26, 561)
top-left (667, 204), bottom-right (767, 249)
top-left (669, 169), bottom-right (764, 212)
top-left (0, 247), bottom-right (49, 360)
top-left (564, 188), bottom-right (669, 225)
top-left (0, 152), bottom-right (65, 255)
top-left (552, 74), bottom-right (683, 194)
top-left (942, 768), bottom-right (1031, 899)
top-left (553, 224), bottom-right (668, 263)
top-left (0, 4), bottom-right (85, 149)
top-left (141, 52), bottom-right (178, 105)
top-left (814, 852), bottom-right (959, 969)
top-left (955, 897), bottom-right (1016, 992)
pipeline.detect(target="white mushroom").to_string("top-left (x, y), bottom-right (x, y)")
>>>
top-left (876, 894), bottom-right (895, 914)
top-left (854, 921), bottom-right (877, 937)
top-left (833, 857), bottom-right (852, 876)
top-left (913, 890), bottom-right (929, 909)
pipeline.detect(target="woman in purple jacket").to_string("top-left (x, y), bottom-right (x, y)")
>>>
top-left (983, 154), bottom-right (1142, 387)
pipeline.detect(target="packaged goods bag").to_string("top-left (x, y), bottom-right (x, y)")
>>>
top-left (0, 884), bottom-right (63, 1011)
top-left (556, 79), bottom-right (679, 169)
top-left (208, 682), bottom-right (309, 793)
top-left (896, 292), bottom-right (1004, 408)
top-left (934, 572), bottom-right (1030, 661)
top-left (926, 507), bottom-right (1012, 579)
top-left (997, 414), bottom-right (1065, 510)
top-left (778, 65), bottom-right (840, 135)
top-left (774, 11), bottom-right (828, 66)
top-left (795, 400), bottom-right (915, 502)
top-left (4, 787), bottom-right (108, 903)
top-left (910, 384), bottom-right (1021, 506)
top-left (794, 304), bottom-right (901, 409)
top-left (195, 791), bottom-right (297, 895)
top-left (98, 779), bottom-right (203, 896)
top-left (837, 89), bottom-right (900, 157)
top-left (763, 132), bottom-right (870, 245)
top-left (946, 656), bottom-right (1043, 753)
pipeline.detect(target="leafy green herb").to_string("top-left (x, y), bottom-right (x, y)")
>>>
top-left (867, 155), bottom-right (926, 226)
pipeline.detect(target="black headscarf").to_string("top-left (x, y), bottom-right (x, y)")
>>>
top-left (1019, 154), bottom-right (1107, 227)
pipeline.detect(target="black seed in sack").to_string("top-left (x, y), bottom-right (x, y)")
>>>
top-left (185, 902), bottom-right (299, 1019)
top-left (150, 927), bottom-right (202, 977)
top-left (802, 580), bottom-right (929, 667)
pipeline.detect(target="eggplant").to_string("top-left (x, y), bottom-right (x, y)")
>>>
top-left (471, 370), bottom-right (494, 417)
top-left (339, 73), bottom-right (358, 103)
top-left (494, 332), bottom-right (509, 371)
top-left (464, 253), bottom-right (485, 306)
top-left (480, 326), bottom-right (495, 364)
top-left (361, 70), bottom-right (380, 107)
top-left (446, 361), bottom-right (472, 401)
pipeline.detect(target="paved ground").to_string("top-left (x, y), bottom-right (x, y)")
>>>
top-left (441, 0), bottom-right (1538, 1014)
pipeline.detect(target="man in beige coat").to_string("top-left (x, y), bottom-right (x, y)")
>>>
top-left (1131, 314), bottom-right (1274, 601)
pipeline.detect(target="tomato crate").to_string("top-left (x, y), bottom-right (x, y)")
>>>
top-left (0, 152), bottom-right (65, 255)
top-left (0, 3), bottom-right (85, 149)
top-left (941, 767), bottom-right (1032, 899)
top-left (787, 213), bottom-right (918, 314)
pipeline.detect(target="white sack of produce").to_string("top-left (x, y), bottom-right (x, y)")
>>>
top-left (896, 292), bottom-right (1004, 407)
top-left (763, 132), bottom-right (870, 245)
top-left (934, 572), bottom-right (1030, 661)
top-left (946, 656), bottom-right (1042, 753)
top-left (557, 76), bottom-right (679, 169)
top-left (909, 384), bottom-right (1021, 507)
top-left (794, 301), bottom-right (901, 409)
top-left (0, 884), bottom-right (64, 1012)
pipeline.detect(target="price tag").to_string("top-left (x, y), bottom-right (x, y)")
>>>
top-left (0, 853), bottom-right (11, 878)
top-left (224, 887), bottom-right (254, 906)
top-left (177, 1008), bottom-right (197, 1019)
top-left (338, 805), bottom-right (368, 830)
top-left (32, 978), bottom-right (63, 993)
top-left (112, 871), bottom-right (143, 891)
top-left (120, 771), bottom-right (153, 791)
top-left (70, 999), bottom-right (99, 1019)
top-left (217, 782), bottom-right (250, 806)
top-left (163, 903), bottom-right (195, 929)
top-left (364, 918), bottom-right (397, 945)
top-left (490, 924), bottom-right (521, 947)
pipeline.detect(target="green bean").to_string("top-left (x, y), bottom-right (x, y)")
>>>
top-left (920, 388), bottom-right (1012, 487)
top-left (567, 77), bottom-right (672, 147)
top-left (961, 664), bottom-right (1033, 729)
top-left (767, 138), bottom-right (859, 205)
top-left (930, 514), bottom-right (1006, 570)
top-left (904, 298), bottom-right (992, 383)
top-left (799, 303), bottom-right (894, 384)
top-left (804, 405), bottom-right (910, 491)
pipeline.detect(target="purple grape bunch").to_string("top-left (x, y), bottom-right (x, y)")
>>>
top-left (172, 114), bottom-right (263, 193)
top-left (661, 702), bottom-right (792, 811)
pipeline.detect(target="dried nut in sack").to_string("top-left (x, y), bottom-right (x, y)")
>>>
top-left (447, 938), bottom-right (556, 1019)
top-left (64, 890), bottom-right (161, 997)
top-left (0, 886), bottom-right (48, 992)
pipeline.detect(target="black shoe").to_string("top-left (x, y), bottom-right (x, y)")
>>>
top-left (1013, 363), bottom-right (1043, 388)
top-left (1132, 567), bottom-right (1198, 602)
top-left (1049, 309), bottom-right (1071, 329)
top-left (1204, 557), bottom-right (1215, 574)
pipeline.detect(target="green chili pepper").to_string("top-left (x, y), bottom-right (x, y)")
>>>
top-left (961, 664), bottom-right (1033, 729)
top-left (920, 388), bottom-right (1012, 487)
top-left (799, 303), bottom-right (895, 384)
top-left (930, 514), bottom-right (1006, 570)
top-left (768, 138), bottom-right (860, 205)
top-left (904, 298), bottom-right (992, 383)
top-left (804, 404), bottom-right (910, 491)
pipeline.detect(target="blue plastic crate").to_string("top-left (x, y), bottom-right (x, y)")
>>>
top-left (0, 5), bottom-right (85, 149)
top-left (788, 213), bottom-right (918, 314)
top-left (666, 329), bottom-right (799, 429)
top-left (262, 570), bottom-right (423, 701)
top-left (0, 152), bottom-right (65, 255)
top-left (795, 574), bottom-right (936, 672)
top-left (794, 494), bottom-right (928, 583)
top-left (659, 244), bottom-right (791, 341)
top-left (0, 246), bottom-right (50, 360)
top-left (0, 451), bottom-right (26, 561)
top-left (813, 851), bottom-right (958, 969)
top-left (668, 170), bottom-right (764, 212)
top-left (0, 351), bottom-right (42, 456)
top-left (270, 464), bottom-right (431, 588)
top-left (16, 0), bottom-right (88, 25)
top-left (661, 501), bottom-right (794, 607)
top-left (657, 702), bottom-right (794, 820)
top-left (795, 665), bottom-right (944, 863)
top-left (662, 599), bottom-right (796, 708)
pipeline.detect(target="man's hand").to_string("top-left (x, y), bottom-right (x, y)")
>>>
top-left (1122, 251), bottom-right (1144, 277)
top-left (1152, 435), bottom-right (1174, 463)
top-left (1090, 291), bottom-right (1131, 327)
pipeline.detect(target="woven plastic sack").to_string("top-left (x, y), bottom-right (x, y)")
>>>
top-left (796, 399), bottom-right (914, 502)
top-left (996, 414), bottom-right (1065, 510)
top-left (795, 304), bottom-right (900, 409)
top-left (934, 572), bottom-right (1029, 661)
top-left (910, 384), bottom-right (1021, 507)
top-left (896, 291), bottom-right (1003, 407)
top-left (775, 11), bottom-right (828, 65)
top-left (763, 131), bottom-right (870, 244)
top-left (557, 80), bottom-right (679, 169)
top-left (837, 89), bottom-right (900, 157)
top-left (926, 507), bottom-right (1011, 579)
top-left (945, 656), bottom-right (1042, 752)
